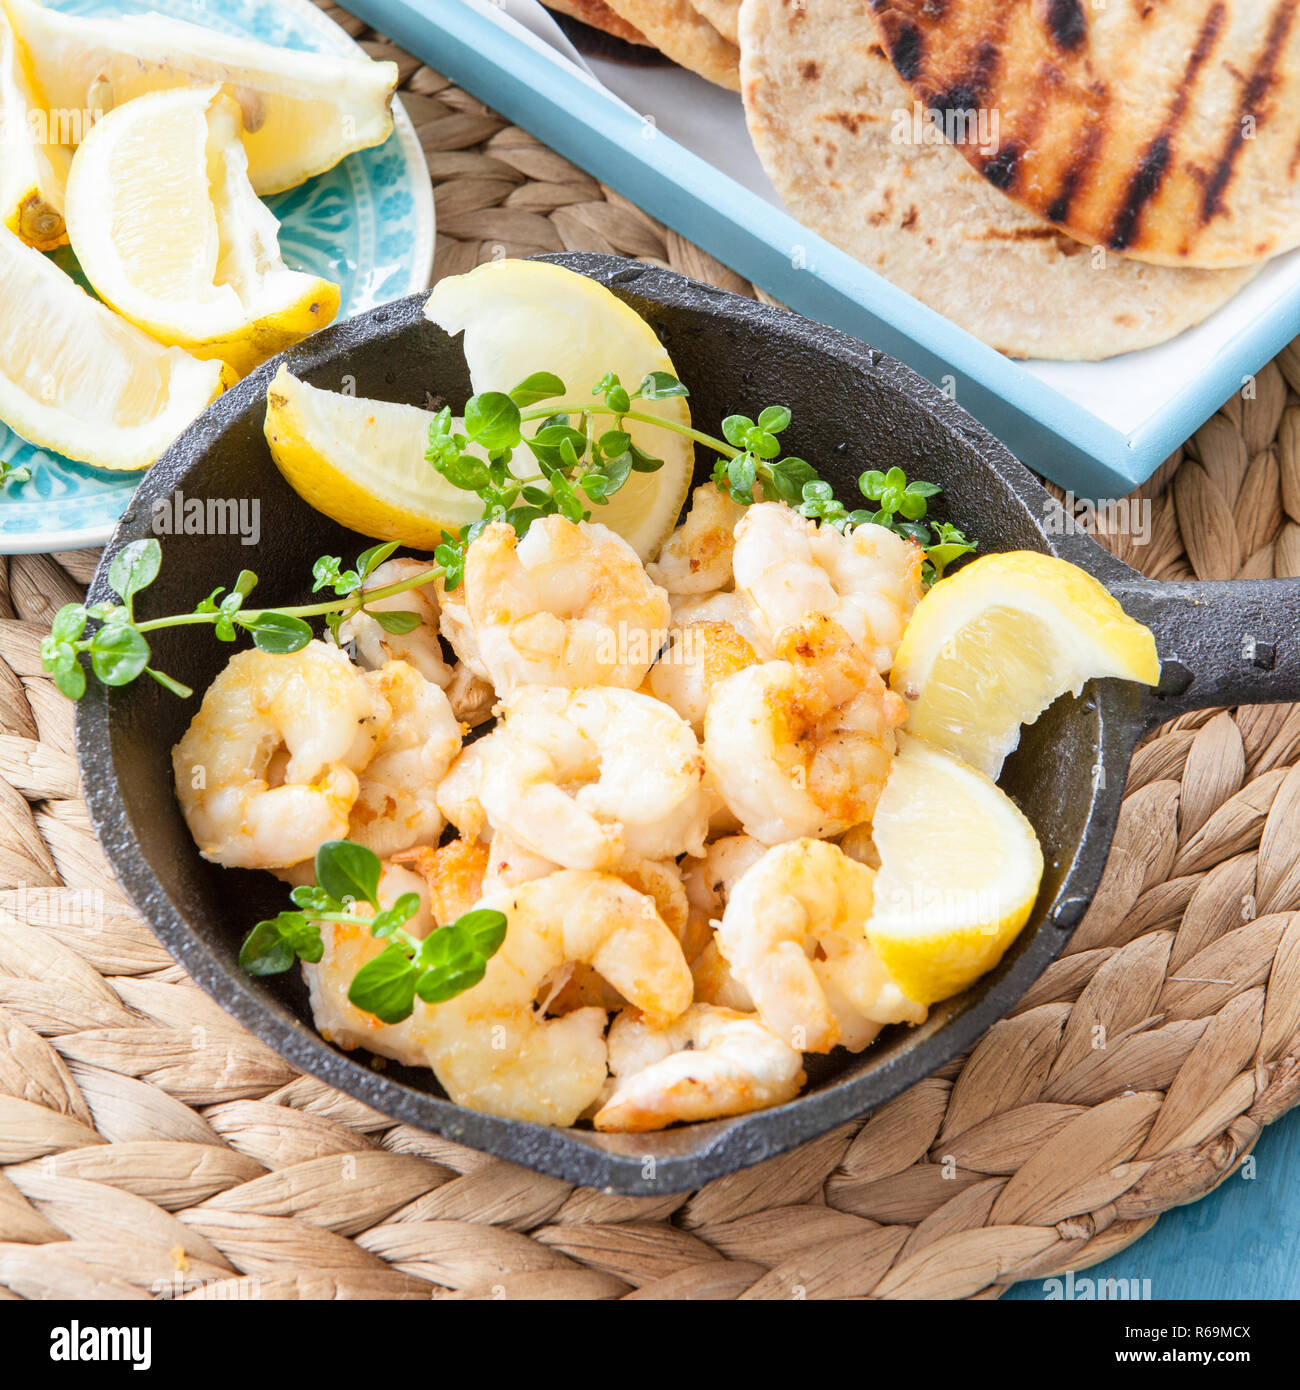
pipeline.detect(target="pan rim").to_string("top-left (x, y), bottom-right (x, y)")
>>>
top-left (75, 258), bottom-right (1138, 1194)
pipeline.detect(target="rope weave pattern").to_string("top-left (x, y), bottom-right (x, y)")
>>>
top-left (0, 7), bottom-right (1297, 1299)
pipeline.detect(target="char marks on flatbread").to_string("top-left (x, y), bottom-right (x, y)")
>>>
top-left (868, 0), bottom-right (1300, 267)
top-left (738, 0), bottom-right (1254, 359)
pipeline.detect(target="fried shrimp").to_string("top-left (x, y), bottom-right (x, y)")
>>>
top-left (338, 559), bottom-right (452, 688)
top-left (648, 619), bottom-right (760, 734)
top-left (717, 839), bottom-right (926, 1053)
top-left (593, 1004), bottom-right (805, 1132)
top-left (423, 871), bottom-right (693, 1126)
top-left (463, 517), bottom-right (672, 692)
top-left (646, 482), bottom-right (747, 595)
top-left (683, 834), bottom-right (766, 1006)
top-left (703, 615), bottom-right (908, 844)
top-left (436, 738), bottom-right (492, 842)
top-left (395, 838), bottom-right (489, 923)
top-left (733, 502), bottom-right (924, 673)
top-left (478, 685), bottom-right (710, 869)
top-left (350, 662), bottom-right (463, 858)
top-left (173, 641), bottom-right (388, 870)
top-left (302, 861), bottom-right (436, 1066)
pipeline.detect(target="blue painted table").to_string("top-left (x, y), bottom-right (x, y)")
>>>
top-left (1006, 1104), bottom-right (1300, 1300)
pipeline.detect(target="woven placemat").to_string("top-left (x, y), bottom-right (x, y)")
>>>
top-left (1, 6), bottom-right (1299, 1301)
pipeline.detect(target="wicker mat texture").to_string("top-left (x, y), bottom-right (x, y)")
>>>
top-left (0, 5), bottom-right (1299, 1301)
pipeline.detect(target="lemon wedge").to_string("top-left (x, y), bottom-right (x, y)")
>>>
top-left (0, 7), bottom-right (68, 248)
top-left (0, 225), bottom-right (226, 470)
top-left (425, 259), bottom-right (693, 561)
top-left (64, 86), bottom-right (339, 379)
top-left (866, 734), bottom-right (1045, 1006)
top-left (890, 550), bottom-right (1160, 779)
top-left (264, 366), bottom-right (488, 549)
top-left (2, 0), bottom-right (397, 196)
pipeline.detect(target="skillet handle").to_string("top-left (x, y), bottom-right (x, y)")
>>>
top-left (1105, 575), bottom-right (1300, 726)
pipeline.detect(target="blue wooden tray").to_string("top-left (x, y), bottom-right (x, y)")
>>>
top-left (347, 0), bottom-right (1300, 499)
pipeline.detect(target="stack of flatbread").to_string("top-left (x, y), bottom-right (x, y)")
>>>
top-left (546, 0), bottom-right (1300, 361)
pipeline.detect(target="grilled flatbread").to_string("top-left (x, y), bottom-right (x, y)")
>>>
top-left (867, 0), bottom-right (1300, 268)
top-left (544, 0), bottom-right (651, 47)
top-left (603, 0), bottom-right (741, 88)
top-left (739, 0), bottom-right (1255, 359)
top-left (690, 0), bottom-right (740, 45)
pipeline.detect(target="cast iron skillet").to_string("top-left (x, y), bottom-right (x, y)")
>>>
top-left (76, 254), bottom-right (1300, 1194)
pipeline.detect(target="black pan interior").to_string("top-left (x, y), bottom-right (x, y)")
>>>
top-left (78, 259), bottom-right (1136, 1191)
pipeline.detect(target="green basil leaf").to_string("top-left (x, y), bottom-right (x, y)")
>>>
top-left (628, 442), bottom-right (664, 474)
top-left (509, 371), bottom-right (566, 406)
top-left (107, 538), bottom-right (161, 605)
top-left (371, 609), bottom-right (422, 635)
top-left (241, 612), bottom-right (313, 654)
top-left (51, 659), bottom-right (86, 701)
top-left (721, 415), bottom-right (753, 449)
top-left (757, 405), bottom-right (791, 434)
top-left (315, 839), bottom-right (382, 908)
top-left (239, 912), bottom-right (321, 975)
top-left (464, 391), bottom-right (522, 451)
top-left (89, 624), bottom-right (150, 686)
top-left (638, 371), bottom-right (689, 400)
top-left (456, 908), bottom-right (508, 957)
top-left (348, 944), bottom-right (420, 1023)
top-left (356, 541), bottom-right (399, 580)
top-left (50, 604), bottom-right (87, 643)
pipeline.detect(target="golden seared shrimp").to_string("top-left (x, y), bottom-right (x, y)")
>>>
top-left (593, 1005), bottom-right (805, 1132)
top-left (302, 861), bottom-right (436, 1065)
top-left (436, 738), bottom-right (491, 842)
top-left (718, 839), bottom-right (926, 1053)
top-left (433, 573), bottom-right (489, 681)
top-left (648, 620), bottom-right (760, 735)
top-left (670, 589), bottom-right (774, 658)
top-left (733, 502), bottom-right (924, 673)
top-left (423, 871), bottom-right (694, 1126)
top-left (683, 834), bottom-right (766, 1005)
top-left (350, 662), bottom-right (463, 858)
top-left (646, 482), bottom-right (747, 595)
top-left (394, 838), bottom-right (490, 923)
top-left (339, 559), bottom-right (451, 688)
top-left (173, 641), bottom-right (388, 870)
top-left (543, 854), bottom-right (694, 1014)
top-left (479, 685), bottom-right (710, 869)
top-left (464, 517), bottom-right (671, 692)
top-left (704, 615), bottom-right (908, 845)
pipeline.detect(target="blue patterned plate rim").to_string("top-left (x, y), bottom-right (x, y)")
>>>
top-left (0, 0), bottom-right (435, 555)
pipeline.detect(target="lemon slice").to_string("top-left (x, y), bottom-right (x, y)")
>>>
top-left (64, 86), bottom-right (339, 379)
top-left (265, 366), bottom-right (488, 549)
top-left (425, 259), bottom-right (693, 561)
top-left (1, 6), bottom-right (69, 249)
top-left (0, 226), bottom-right (226, 470)
top-left (866, 734), bottom-right (1045, 1006)
top-left (2, 0), bottom-right (397, 196)
top-left (891, 551), bottom-right (1160, 779)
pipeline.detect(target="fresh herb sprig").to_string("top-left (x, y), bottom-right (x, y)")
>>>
top-left (41, 366), bottom-right (974, 701)
top-left (0, 459), bottom-right (30, 488)
top-left (425, 370), bottom-right (974, 587)
top-left (240, 840), bottom-right (507, 1023)
top-left (40, 536), bottom-right (440, 700)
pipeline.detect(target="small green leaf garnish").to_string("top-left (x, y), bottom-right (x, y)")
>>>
top-left (237, 840), bottom-right (508, 1024)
